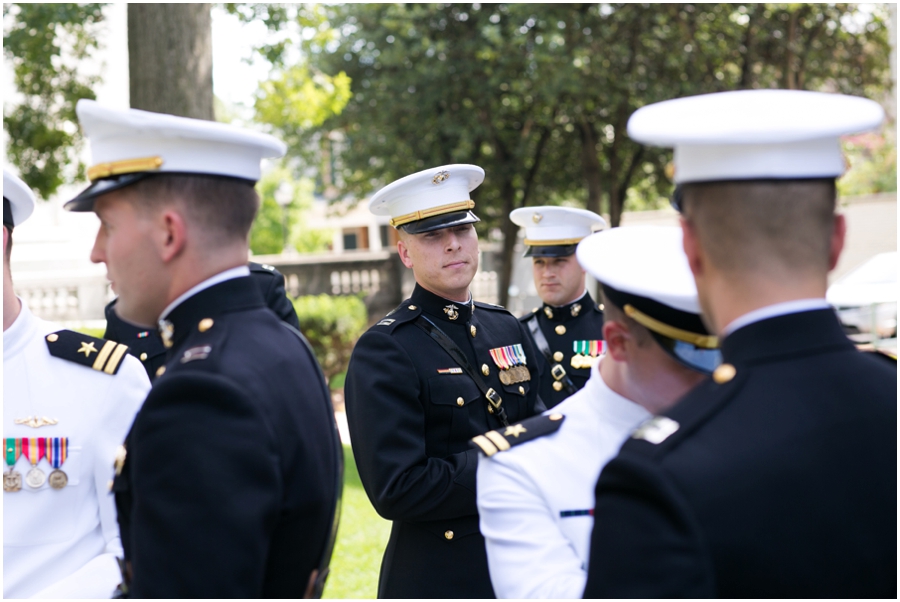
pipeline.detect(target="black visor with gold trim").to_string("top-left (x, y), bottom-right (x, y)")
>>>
top-left (524, 241), bottom-right (580, 258)
top-left (602, 282), bottom-right (722, 374)
top-left (399, 209), bottom-right (480, 234)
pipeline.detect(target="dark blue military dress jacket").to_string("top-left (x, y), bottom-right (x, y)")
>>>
top-left (103, 262), bottom-right (300, 380)
top-left (584, 309), bottom-right (897, 598)
top-left (519, 291), bottom-right (604, 408)
top-left (113, 276), bottom-right (340, 598)
top-left (345, 284), bottom-right (546, 598)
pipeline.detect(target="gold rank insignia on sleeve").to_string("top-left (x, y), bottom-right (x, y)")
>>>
top-left (471, 413), bottom-right (565, 457)
top-left (45, 330), bottom-right (130, 375)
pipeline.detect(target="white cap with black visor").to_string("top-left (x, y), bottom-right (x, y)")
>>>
top-left (3, 168), bottom-right (36, 229)
top-left (64, 99), bottom-right (286, 212)
top-left (577, 225), bottom-right (721, 374)
top-left (369, 164), bottom-right (483, 234)
top-left (510, 206), bottom-right (606, 258)
top-left (626, 89), bottom-right (885, 212)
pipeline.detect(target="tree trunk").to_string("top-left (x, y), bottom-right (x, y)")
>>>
top-left (497, 178), bottom-right (518, 309)
top-left (784, 9), bottom-right (798, 90)
top-left (579, 117), bottom-right (603, 215)
top-left (738, 5), bottom-right (755, 88)
top-left (127, 4), bottom-right (214, 119)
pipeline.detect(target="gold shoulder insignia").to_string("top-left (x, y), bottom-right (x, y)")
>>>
top-left (45, 330), bottom-right (130, 375)
top-left (471, 413), bottom-right (565, 457)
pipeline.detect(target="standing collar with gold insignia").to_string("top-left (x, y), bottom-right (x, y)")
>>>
top-left (161, 276), bottom-right (265, 353)
top-left (539, 290), bottom-right (596, 323)
top-left (409, 283), bottom-right (475, 325)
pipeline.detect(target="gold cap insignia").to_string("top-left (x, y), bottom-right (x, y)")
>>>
top-left (432, 170), bottom-right (450, 184)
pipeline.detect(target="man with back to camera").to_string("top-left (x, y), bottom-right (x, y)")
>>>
top-left (583, 90), bottom-right (897, 598)
top-left (63, 99), bottom-right (342, 598)
top-left (511, 206), bottom-right (607, 408)
top-left (344, 164), bottom-right (546, 598)
top-left (474, 225), bottom-right (721, 598)
top-left (103, 261), bottom-right (300, 379)
top-left (3, 168), bottom-right (150, 598)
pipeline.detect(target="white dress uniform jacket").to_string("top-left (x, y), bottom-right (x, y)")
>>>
top-left (476, 360), bottom-right (651, 598)
top-left (3, 300), bottom-right (149, 598)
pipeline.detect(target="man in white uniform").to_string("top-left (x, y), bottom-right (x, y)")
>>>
top-left (3, 168), bottom-right (150, 598)
top-left (474, 226), bottom-right (721, 598)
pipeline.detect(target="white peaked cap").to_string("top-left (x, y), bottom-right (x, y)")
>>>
top-left (577, 226), bottom-right (700, 314)
top-left (510, 206), bottom-right (607, 246)
top-left (77, 99), bottom-right (286, 181)
top-left (369, 164), bottom-right (484, 231)
top-left (3, 168), bottom-right (36, 227)
top-left (627, 90), bottom-right (885, 184)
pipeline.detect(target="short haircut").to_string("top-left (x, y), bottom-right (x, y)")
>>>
top-left (599, 288), bottom-right (653, 348)
top-left (125, 174), bottom-right (259, 245)
top-left (681, 179), bottom-right (836, 274)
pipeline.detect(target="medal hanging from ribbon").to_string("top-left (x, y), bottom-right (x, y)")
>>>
top-left (4, 437), bottom-right (23, 492)
top-left (45, 437), bottom-right (69, 489)
top-left (21, 437), bottom-right (46, 488)
top-left (490, 344), bottom-right (531, 385)
top-left (571, 340), bottom-right (606, 369)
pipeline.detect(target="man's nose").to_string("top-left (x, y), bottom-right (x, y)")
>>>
top-left (89, 231), bottom-right (105, 264)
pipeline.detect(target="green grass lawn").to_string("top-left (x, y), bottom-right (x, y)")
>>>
top-left (323, 445), bottom-right (391, 599)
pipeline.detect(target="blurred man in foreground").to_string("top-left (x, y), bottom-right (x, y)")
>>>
top-left (475, 226), bottom-right (719, 598)
top-left (3, 168), bottom-right (149, 598)
top-left (65, 100), bottom-right (342, 598)
top-left (584, 89), bottom-right (896, 598)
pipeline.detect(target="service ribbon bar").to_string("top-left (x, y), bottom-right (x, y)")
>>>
top-left (489, 348), bottom-right (509, 370)
top-left (5, 438), bottom-right (21, 467)
top-left (22, 437), bottom-right (46, 465)
top-left (45, 437), bottom-right (68, 469)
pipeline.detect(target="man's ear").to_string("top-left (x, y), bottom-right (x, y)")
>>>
top-left (397, 238), bottom-right (414, 269)
top-left (602, 319), bottom-right (631, 363)
top-left (680, 216), bottom-right (704, 279)
top-left (158, 209), bottom-right (187, 263)
top-left (828, 213), bottom-right (846, 272)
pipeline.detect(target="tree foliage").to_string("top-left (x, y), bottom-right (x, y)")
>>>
top-left (292, 293), bottom-right (368, 388)
top-left (3, 3), bottom-right (106, 198)
top-left (255, 3), bottom-right (892, 305)
top-left (250, 165), bottom-right (334, 255)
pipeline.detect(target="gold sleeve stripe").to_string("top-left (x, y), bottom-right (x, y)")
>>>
top-left (389, 200), bottom-right (475, 227)
top-left (471, 435), bottom-right (499, 457)
top-left (104, 344), bottom-right (130, 374)
top-left (484, 430), bottom-right (511, 451)
top-left (624, 304), bottom-right (719, 349)
top-left (87, 156), bottom-right (164, 181)
top-left (92, 340), bottom-right (117, 371)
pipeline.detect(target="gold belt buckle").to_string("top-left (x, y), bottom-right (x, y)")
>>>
top-left (551, 364), bottom-right (567, 381)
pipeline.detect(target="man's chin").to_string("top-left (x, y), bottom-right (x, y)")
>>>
top-left (114, 302), bottom-right (156, 329)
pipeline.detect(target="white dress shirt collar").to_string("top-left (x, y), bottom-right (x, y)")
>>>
top-left (159, 265), bottom-right (251, 320)
top-left (722, 298), bottom-right (832, 338)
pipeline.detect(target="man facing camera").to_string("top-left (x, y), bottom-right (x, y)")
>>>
top-left (584, 90), bottom-right (896, 598)
top-left (512, 207), bottom-right (607, 408)
top-left (3, 168), bottom-right (150, 598)
top-left (475, 226), bottom-right (720, 598)
top-left (65, 100), bottom-right (342, 598)
top-left (345, 164), bottom-right (545, 598)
